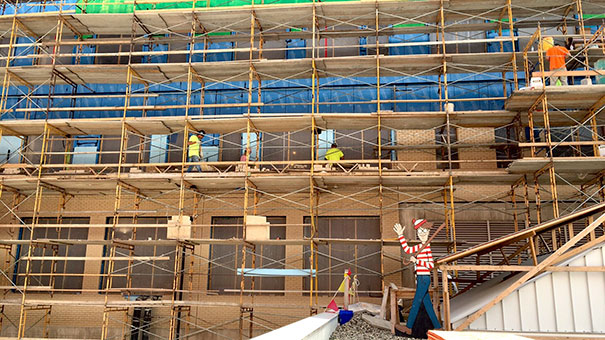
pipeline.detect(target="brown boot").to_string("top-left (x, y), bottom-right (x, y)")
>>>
top-left (394, 323), bottom-right (412, 335)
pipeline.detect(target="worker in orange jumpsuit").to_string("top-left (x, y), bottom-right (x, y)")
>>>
top-left (546, 43), bottom-right (570, 86)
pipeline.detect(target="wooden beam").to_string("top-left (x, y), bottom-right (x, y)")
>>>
top-left (532, 70), bottom-right (605, 77)
top-left (518, 141), bottom-right (605, 148)
top-left (25, 256), bottom-right (170, 261)
top-left (529, 236), bottom-right (538, 266)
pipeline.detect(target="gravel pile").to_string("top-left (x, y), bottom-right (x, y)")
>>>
top-left (330, 313), bottom-right (420, 340)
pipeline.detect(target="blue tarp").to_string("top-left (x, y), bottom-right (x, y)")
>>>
top-left (237, 268), bottom-right (316, 277)
top-left (0, 18), bottom-right (522, 121)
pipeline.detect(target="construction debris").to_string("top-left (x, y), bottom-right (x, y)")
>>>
top-left (361, 313), bottom-right (391, 331)
top-left (348, 302), bottom-right (381, 315)
top-left (330, 313), bottom-right (419, 340)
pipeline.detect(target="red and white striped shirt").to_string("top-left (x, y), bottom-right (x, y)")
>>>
top-left (398, 235), bottom-right (434, 275)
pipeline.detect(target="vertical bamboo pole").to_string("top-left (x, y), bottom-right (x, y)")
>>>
top-left (374, 0), bottom-right (386, 293)
top-left (575, 0), bottom-right (590, 82)
top-left (0, 185), bottom-right (6, 333)
top-left (238, 5), bottom-right (257, 338)
top-left (511, 186), bottom-right (519, 233)
top-left (442, 188), bottom-right (450, 241)
top-left (101, 2), bottom-right (137, 337)
top-left (17, 123), bottom-right (50, 339)
top-left (169, 242), bottom-right (184, 340)
top-left (169, 3), bottom-right (199, 337)
top-left (511, 185), bottom-right (521, 263)
top-left (0, 5), bottom-right (18, 116)
top-left (448, 176), bottom-right (456, 254)
top-left (440, 0), bottom-right (454, 175)
top-left (533, 174), bottom-right (542, 225)
top-left (507, 0), bottom-right (518, 90)
top-left (536, 26), bottom-right (559, 222)
top-left (17, 6), bottom-right (65, 336)
top-left (522, 175), bottom-right (530, 229)
top-left (308, 0), bottom-right (318, 314)
top-left (498, 8), bottom-right (507, 96)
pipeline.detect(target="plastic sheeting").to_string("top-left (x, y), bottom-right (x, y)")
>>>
top-left (0, 74), bottom-right (514, 121)
top-left (0, 7), bottom-right (520, 121)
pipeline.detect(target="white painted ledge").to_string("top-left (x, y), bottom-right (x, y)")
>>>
top-left (253, 312), bottom-right (339, 340)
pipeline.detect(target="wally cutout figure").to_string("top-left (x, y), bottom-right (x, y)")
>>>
top-left (393, 219), bottom-right (442, 335)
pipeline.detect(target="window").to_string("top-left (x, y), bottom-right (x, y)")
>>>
top-left (202, 133), bottom-right (220, 162)
top-left (15, 217), bottom-right (89, 291)
top-left (71, 135), bottom-right (100, 164)
top-left (142, 42), bottom-right (168, 64)
top-left (241, 132), bottom-right (261, 160)
top-left (285, 35), bottom-right (306, 59)
top-left (149, 134), bottom-right (169, 163)
top-left (72, 36), bottom-right (97, 65)
top-left (261, 130), bottom-right (311, 162)
top-left (100, 217), bottom-right (175, 290)
top-left (388, 32), bottom-right (430, 55)
top-left (303, 216), bottom-right (381, 295)
top-left (0, 136), bottom-right (22, 164)
top-left (550, 126), bottom-right (595, 157)
top-left (317, 129), bottom-right (335, 160)
top-left (435, 127), bottom-right (459, 169)
top-left (208, 216), bottom-right (286, 294)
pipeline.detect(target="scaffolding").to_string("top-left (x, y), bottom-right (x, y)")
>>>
top-left (0, 0), bottom-right (604, 338)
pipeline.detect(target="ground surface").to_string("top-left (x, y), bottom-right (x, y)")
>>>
top-left (330, 313), bottom-right (420, 340)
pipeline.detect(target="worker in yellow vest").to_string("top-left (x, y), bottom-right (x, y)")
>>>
top-left (325, 143), bottom-right (344, 168)
top-left (187, 130), bottom-right (205, 172)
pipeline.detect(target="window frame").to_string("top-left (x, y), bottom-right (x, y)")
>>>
top-left (14, 217), bottom-right (90, 292)
top-left (99, 216), bottom-right (175, 292)
top-left (302, 216), bottom-right (381, 296)
top-left (208, 216), bottom-right (286, 294)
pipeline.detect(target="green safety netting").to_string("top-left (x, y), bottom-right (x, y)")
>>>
top-left (76, 0), bottom-right (358, 13)
top-left (584, 13), bottom-right (605, 19)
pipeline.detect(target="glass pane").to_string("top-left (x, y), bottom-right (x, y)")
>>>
top-left (0, 136), bottom-right (22, 163)
top-left (149, 134), bottom-right (168, 163)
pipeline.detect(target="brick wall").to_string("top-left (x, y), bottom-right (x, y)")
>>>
top-left (458, 128), bottom-right (497, 170)
top-left (396, 129), bottom-right (437, 171)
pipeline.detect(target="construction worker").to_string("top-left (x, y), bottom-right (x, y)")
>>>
top-left (236, 147), bottom-right (251, 172)
top-left (393, 219), bottom-right (441, 334)
top-left (324, 143), bottom-right (344, 167)
top-left (546, 43), bottom-right (571, 86)
top-left (187, 130), bottom-right (205, 172)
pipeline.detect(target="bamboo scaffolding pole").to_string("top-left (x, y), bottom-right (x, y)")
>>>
top-left (237, 4), bottom-right (259, 338)
top-left (0, 184), bottom-right (12, 334)
top-left (101, 1), bottom-right (139, 338)
top-left (507, 0), bottom-right (518, 91)
top-left (16, 6), bottom-right (66, 335)
top-left (374, 0), bottom-right (387, 294)
top-left (168, 2), bottom-right (199, 337)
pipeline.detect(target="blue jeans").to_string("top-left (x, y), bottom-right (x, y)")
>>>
top-left (407, 274), bottom-right (441, 329)
top-left (187, 155), bottom-right (202, 172)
